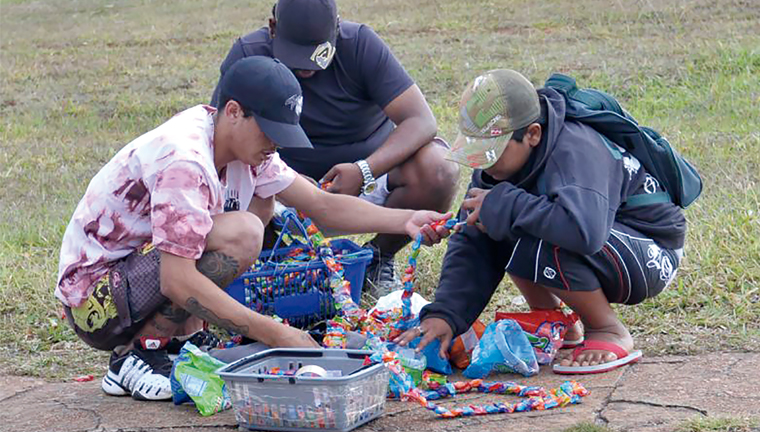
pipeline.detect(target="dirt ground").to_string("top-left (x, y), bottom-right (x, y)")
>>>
top-left (2, 353), bottom-right (758, 432)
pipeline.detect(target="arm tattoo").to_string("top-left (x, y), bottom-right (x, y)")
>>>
top-left (196, 251), bottom-right (240, 288)
top-left (184, 296), bottom-right (250, 336)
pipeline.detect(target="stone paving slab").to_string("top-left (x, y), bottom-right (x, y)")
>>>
top-left (1, 353), bottom-right (758, 432)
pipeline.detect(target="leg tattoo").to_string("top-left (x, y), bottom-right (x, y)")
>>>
top-left (196, 251), bottom-right (240, 289)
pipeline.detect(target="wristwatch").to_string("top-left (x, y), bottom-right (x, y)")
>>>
top-left (355, 159), bottom-right (378, 195)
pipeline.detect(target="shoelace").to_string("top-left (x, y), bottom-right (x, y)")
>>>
top-left (375, 257), bottom-right (396, 281)
top-left (137, 348), bottom-right (173, 376)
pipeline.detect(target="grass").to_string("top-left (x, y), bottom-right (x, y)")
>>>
top-left (562, 422), bottom-right (614, 432)
top-left (1, 0), bottom-right (759, 379)
top-left (676, 416), bottom-right (760, 432)
top-left (563, 416), bottom-right (760, 432)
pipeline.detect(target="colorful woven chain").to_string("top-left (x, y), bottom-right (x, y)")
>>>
top-left (404, 379), bottom-right (589, 418)
top-left (297, 214), bottom-right (590, 419)
top-left (313, 215), bottom-right (462, 348)
top-left (391, 218), bottom-right (463, 338)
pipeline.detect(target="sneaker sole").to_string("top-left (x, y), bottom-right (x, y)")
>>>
top-left (101, 371), bottom-right (129, 396)
top-left (131, 389), bottom-right (171, 401)
top-left (131, 377), bottom-right (172, 401)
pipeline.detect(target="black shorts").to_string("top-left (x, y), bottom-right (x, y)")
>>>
top-left (505, 222), bottom-right (683, 305)
top-left (64, 244), bottom-right (169, 351)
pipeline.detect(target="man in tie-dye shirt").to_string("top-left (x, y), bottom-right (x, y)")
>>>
top-left (57, 57), bottom-right (452, 401)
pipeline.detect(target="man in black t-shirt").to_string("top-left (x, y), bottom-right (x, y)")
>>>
top-left (211, 0), bottom-right (460, 297)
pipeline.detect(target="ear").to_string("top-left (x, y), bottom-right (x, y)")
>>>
top-left (223, 100), bottom-right (243, 122)
top-left (268, 18), bottom-right (276, 38)
top-left (525, 123), bottom-right (542, 148)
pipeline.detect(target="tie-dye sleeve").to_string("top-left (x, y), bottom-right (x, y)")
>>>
top-left (150, 160), bottom-right (215, 259)
top-left (252, 153), bottom-right (297, 199)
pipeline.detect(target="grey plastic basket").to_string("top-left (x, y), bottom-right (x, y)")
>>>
top-left (217, 348), bottom-right (390, 432)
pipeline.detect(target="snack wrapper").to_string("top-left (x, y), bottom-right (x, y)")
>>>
top-left (448, 319), bottom-right (486, 369)
top-left (170, 342), bottom-right (231, 416)
top-left (495, 309), bottom-right (579, 364)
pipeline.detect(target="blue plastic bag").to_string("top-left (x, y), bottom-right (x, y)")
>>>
top-left (395, 317), bottom-right (453, 375)
top-left (408, 337), bottom-right (452, 375)
top-left (463, 319), bottom-right (539, 379)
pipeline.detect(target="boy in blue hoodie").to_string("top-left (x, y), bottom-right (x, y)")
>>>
top-left (396, 70), bottom-right (686, 374)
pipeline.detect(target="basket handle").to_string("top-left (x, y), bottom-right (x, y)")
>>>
top-left (268, 209), bottom-right (316, 259)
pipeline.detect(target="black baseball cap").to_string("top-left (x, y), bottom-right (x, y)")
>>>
top-left (218, 56), bottom-right (312, 149)
top-left (273, 0), bottom-right (338, 71)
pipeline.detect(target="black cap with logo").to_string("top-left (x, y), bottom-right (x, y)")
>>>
top-left (273, 0), bottom-right (338, 71)
top-left (218, 56), bottom-right (312, 149)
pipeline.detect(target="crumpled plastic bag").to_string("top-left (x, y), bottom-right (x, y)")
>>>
top-left (170, 342), bottom-right (231, 416)
top-left (462, 319), bottom-right (538, 379)
top-left (495, 309), bottom-right (579, 365)
top-left (369, 289), bottom-right (430, 316)
top-left (408, 335), bottom-right (452, 375)
top-left (393, 316), bottom-right (451, 375)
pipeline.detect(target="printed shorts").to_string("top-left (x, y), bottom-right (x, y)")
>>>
top-left (505, 222), bottom-right (683, 305)
top-left (65, 244), bottom-right (169, 351)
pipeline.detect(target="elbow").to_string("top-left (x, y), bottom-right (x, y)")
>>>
top-left (302, 191), bottom-right (332, 227)
top-left (574, 243), bottom-right (604, 257)
top-left (422, 115), bottom-right (438, 141)
top-left (573, 231), bottom-right (606, 256)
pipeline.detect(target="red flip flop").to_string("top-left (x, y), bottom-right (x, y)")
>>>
top-left (553, 340), bottom-right (642, 375)
top-left (561, 337), bottom-right (584, 349)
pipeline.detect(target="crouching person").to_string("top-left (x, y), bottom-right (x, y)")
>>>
top-left (397, 69), bottom-right (686, 374)
top-left (56, 56), bottom-right (451, 401)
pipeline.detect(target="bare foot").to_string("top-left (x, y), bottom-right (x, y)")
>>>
top-left (558, 323), bottom-right (634, 367)
top-left (564, 319), bottom-right (584, 343)
top-left (555, 320), bottom-right (584, 362)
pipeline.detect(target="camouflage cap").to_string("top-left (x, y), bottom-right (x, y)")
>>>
top-left (447, 69), bottom-right (540, 169)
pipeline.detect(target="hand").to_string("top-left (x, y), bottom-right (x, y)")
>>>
top-left (321, 163), bottom-right (363, 196)
top-left (270, 323), bottom-right (321, 348)
top-left (405, 211), bottom-right (454, 245)
top-left (394, 317), bottom-right (454, 359)
top-left (461, 188), bottom-right (489, 233)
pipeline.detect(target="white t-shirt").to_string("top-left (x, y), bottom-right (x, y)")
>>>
top-left (56, 105), bottom-right (296, 307)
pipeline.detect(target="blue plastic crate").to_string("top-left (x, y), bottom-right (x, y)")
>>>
top-left (225, 212), bottom-right (372, 328)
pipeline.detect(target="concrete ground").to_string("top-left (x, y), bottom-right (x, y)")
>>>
top-left (2, 353), bottom-right (758, 432)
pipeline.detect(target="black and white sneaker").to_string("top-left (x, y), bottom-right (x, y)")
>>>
top-left (101, 337), bottom-right (173, 401)
top-left (363, 242), bottom-right (403, 298)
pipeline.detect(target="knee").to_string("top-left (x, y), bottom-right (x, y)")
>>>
top-left (219, 212), bottom-right (264, 266)
top-left (407, 141), bottom-right (460, 197)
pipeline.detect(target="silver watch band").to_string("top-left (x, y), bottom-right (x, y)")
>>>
top-left (356, 159), bottom-right (375, 186)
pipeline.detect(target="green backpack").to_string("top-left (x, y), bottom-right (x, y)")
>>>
top-left (544, 73), bottom-right (703, 208)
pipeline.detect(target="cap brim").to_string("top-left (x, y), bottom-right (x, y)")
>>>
top-left (445, 131), bottom-right (513, 169)
top-left (254, 114), bottom-right (313, 149)
top-left (273, 36), bottom-right (335, 71)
